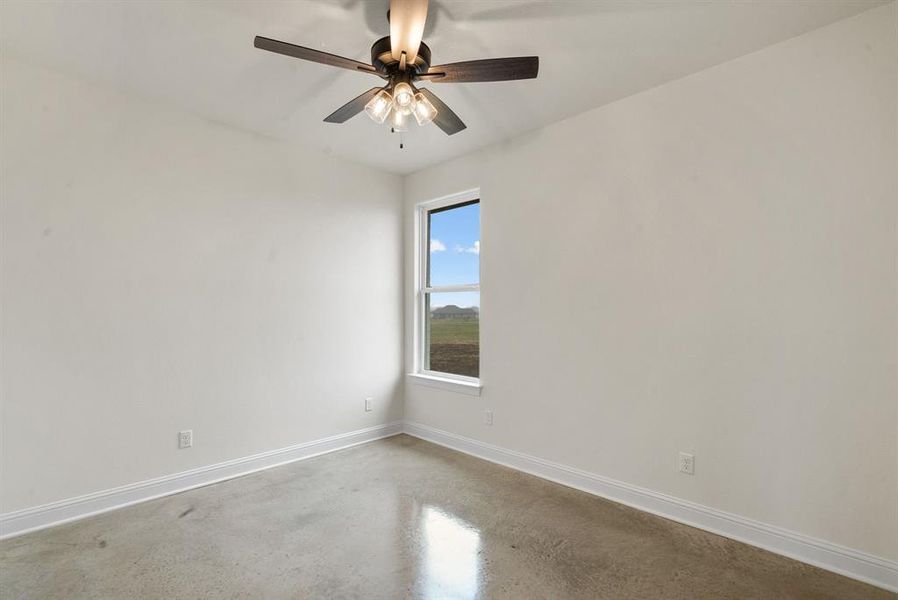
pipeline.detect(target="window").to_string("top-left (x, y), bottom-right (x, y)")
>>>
top-left (416, 191), bottom-right (480, 385)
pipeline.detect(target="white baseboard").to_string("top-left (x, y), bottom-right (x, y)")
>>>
top-left (0, 421), bottom-right (403, 540)
top-left (402, 421), bottom-right (898, 593)
top-left (3, 419), bottom-right (895, 592)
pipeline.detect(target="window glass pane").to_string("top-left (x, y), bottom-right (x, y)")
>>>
top-left (428, 201), bottom-right (479, 287)
top-left (425, 291), bottom-right (479, 378)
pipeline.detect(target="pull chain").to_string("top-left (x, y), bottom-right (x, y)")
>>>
top-left (390, 127), bottom-right (405, 150)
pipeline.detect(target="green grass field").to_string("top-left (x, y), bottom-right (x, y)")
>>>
top-left (428, 317), bottom-right (479, 378)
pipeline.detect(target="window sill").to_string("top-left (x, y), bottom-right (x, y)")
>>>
top-left (407, 373), bottom-right (483, 397)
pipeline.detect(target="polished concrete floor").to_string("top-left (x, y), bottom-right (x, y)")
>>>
top-left (1, 435), bottom-right (892, 599)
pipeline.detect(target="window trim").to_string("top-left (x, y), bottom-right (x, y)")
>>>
top-left (410, 188), bottom-right (482, 393)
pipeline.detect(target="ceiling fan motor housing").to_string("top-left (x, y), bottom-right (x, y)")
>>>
top-left (371, 36), bottom-right (431, 79)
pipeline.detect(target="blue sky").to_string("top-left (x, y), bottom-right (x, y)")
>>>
top-left (429, 202), bottom-right (480, 309)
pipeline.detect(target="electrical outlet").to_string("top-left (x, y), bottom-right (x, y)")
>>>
top-left (678, 452), bottom-right (694, 475)
top-left (365, 397), bottom-right (373, 412)
top-left (484, 410), bottom-right (493, 426)
top-left (178, 430), bottom-right (193, 449)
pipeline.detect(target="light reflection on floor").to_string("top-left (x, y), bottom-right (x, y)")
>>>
top-left (420, 505), bottom-right (482, 599)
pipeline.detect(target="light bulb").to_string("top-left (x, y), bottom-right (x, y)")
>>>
top-left (364, 89), bottom-right (393, 124)
top-left (391, 109), bottom-right (408, 132)
top-left (392, 82), bottom-right (414, 113)
top-left (412, 92), bottom-right (438, 126)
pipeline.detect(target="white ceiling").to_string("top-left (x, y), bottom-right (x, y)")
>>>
top-left (0, 0), bottom-right (885, 174)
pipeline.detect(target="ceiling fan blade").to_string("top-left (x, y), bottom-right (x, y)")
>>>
top-left (254, 36), bottom-right (378, 75)
top-left (324, 87), bottom-right (384, 123)
top-left (422, 57), bottom-right (539, 83)
top-left (390, 0), bottom-right (429, 64)
top-left (417, 88), bottom-right (466, 136)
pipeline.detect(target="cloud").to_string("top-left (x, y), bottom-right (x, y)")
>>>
top-left (430, 239), bottom-right (446, 252)
top-left (454, 240), bottom-right (480, 254)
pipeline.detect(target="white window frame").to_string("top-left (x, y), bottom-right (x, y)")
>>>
top-left (409, 188), bottom-right (482, 396)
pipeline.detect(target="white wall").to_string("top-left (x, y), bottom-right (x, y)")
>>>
top-left (0, 57), bottom-right (403, 513)
top-left (404, 4), bottom-right (897, 562)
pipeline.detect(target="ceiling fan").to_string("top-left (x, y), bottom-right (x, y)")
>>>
top-left (254, 0), bottom-right (539, 136)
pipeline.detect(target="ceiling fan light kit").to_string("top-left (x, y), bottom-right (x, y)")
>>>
top-left (254, 0), bottom-right (539, 138)
top-left (364, 89), bottom-right (394, 124)
top-left (412, 92), bottom-right (438, 125)
top-left (392, 82), bottom-right (415, 111)
top-left (363, 79), bottom-right (438, 129)
top-left (391, 108), bottom-right (409, 132)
